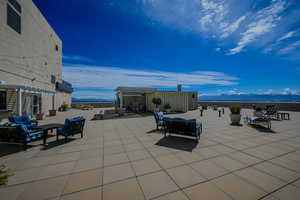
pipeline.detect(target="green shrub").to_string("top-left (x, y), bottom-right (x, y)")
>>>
top-left (60, 104), bottom-right (69, 111)
top-left (164, 103), bottom-right (171, 110)
top-left (229, 106), bottom-right (241, 114)
top-left (0, 165), bottom-right (9, 186)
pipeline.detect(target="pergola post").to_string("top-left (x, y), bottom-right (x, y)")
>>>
top-left (119, 91), bottom-right (123, 108)
top-left (52, 93), bottom-right (55, 110)
top-left (17, 88), bottom-right (22, 116)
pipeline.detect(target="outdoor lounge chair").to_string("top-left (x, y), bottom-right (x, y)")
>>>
top-left (17, 124), bottom-right (44, 148)
top-left (264, 105), bottom-right (278, 119)
top-left (153, 112), bottom-right (165, 130)
top-left (57, 116), bottom-right (86, 142)
top-left (164, 118), bottom-right (203, 141)
top-left (245, 116), bottom-right (271, 129)
top-left (9, 115), bottom-right (38, 128)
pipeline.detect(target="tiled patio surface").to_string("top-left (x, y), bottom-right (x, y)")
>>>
top-left (1, 108), bottom-right (300, 200)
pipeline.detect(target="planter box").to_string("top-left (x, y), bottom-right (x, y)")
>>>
top-left (49, 110), bottom-right (56, 116)
top-left (36, 113), bottom-right (44, 120)
top-left (230, 114), bottom-right (241, 125)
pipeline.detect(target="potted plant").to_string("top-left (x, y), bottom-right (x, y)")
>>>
top-left (36, 112), bottom-right (44, 120)
top-left (229, 106), bottom-right (241, 125)
top-left (152, 97), bottom-right (162, 112)
top-left (164, 103), bottom-right (171, 113)
top-left (60, 104), bottom-right (69, 112)
top-left (49, 109), bottom-right (56, 116)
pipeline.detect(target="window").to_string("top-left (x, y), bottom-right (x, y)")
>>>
top-left (51, 75), bottom-right (56, 84)
top-left (0, 91), bottom-right (7, 110)
top-left (7, 0), bottom-right (21, 34)
top-left (55, 45), bottom-right (59, 51)
top-left (8, 0), bottom-right (21, 13)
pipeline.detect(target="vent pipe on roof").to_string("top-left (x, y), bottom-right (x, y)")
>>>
top-left (177, 84), bottom-right (182, 91)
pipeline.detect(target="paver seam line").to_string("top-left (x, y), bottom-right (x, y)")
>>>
top-left (5, 134), bottom-right (300, 190)
top-left (220, 140), bottom-right (300, 174)
top-left (130, 122), bottom-right (195, 200)
top-left (58, 115), bottom-right (93, 200)
top-left (4, 112), bottom-right (300, 199)
top-left (115, 120), bottom-right (147, 200)
top-left (257, 177), bottom-right (300, 200)
top-left (99, 121), bottom-right (105, 200)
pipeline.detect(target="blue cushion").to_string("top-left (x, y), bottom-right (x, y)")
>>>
top-left (249, 116), bottom-right (267, 121)
top-left (21, 115), bottom-right (31, 123)
top-left (26, 131), bottom-right (43, 141)
top-left (13, 116), bottom-right (23, 124)
top-left (18, 124), bottom-right (29, 133)
top-left (157, 112), bottom-right (164, 121)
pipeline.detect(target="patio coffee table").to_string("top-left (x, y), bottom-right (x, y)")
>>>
top-left (33, 124), bottom-right (64, 144)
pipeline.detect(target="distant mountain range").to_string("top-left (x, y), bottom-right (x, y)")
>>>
top-left (199, 94), bottom-right (300, 102)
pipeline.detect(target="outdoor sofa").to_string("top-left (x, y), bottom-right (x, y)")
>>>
top-left (153, 112), bottom-right (203, 141)
top-left (164, 117), bottom-right (202, 141)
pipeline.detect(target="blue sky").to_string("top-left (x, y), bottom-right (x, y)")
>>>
top-left (33, 0), bottom-right (300, 99)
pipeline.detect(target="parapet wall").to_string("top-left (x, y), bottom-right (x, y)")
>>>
top-left (198, 101), bottom-right (300, 112)
top-left (72, 102), bottom-right (115, 109)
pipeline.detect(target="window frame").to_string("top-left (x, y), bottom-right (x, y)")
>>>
top-left (6, 0), bottom-right (22, 34)
top-left (0, 91), bottom-right (7, 111)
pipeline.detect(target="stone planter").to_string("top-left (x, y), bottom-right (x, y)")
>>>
top-left (230, 114), bottom-right (241, 125)
top-left (49, 110), bottom-right (56, 116)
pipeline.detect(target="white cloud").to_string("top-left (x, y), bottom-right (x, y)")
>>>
top-left (199, 0), bottom-right (227, 31)
top-left (63, 65), bottom-right (239, 91)
top-left (215, 47), bottom-right (221, 52)
top-left (63, 55), bottom-right (94, 63)
top-left (140, 0), bottom-right (300, 56)
top-left (228, 0), bottom-right (287, 55)
top-left (263, 28), bottom-right (300, 53)
top-left (221, 16), bottom-right (246, 38)
top-left (277, 40), bottom-right (300, 55)
top-left (278, 30), bottom-right (298, 41)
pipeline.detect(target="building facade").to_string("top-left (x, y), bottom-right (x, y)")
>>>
top-left (116, 86), bottom-right (198, 113)
top-left (0, 0), bottom-right (72, 117)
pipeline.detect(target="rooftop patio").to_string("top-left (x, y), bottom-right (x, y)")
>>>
top-left (1, 108), bottom-right (300, 200)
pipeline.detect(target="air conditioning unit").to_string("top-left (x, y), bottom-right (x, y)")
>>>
top-left (0, 80), bottom-right (6, 85)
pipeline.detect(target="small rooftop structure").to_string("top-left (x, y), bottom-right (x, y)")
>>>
top-left (116, 86), bottom-right (198, 112)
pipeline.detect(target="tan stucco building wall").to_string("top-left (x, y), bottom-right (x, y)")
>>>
top-left (0, 0), bottom-right (72, 116)
top-left (146, 91), bottom-right (191, 112)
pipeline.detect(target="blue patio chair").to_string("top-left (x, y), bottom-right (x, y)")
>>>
top-left (153, 112), bottom-right (165, 130)
top-left (17, 124), bottom-right (44, 148)
top-left (57, 116), bottom-right (86, 142)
